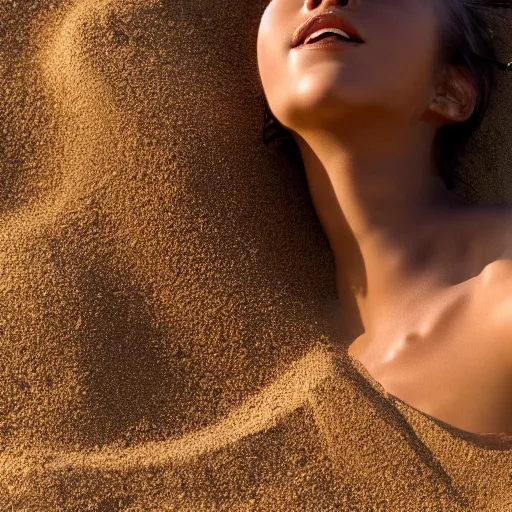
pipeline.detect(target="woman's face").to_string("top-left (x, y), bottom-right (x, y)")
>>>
top-left (257, 0), bottom-right (448, 135)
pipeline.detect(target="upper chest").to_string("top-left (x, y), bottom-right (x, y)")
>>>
top-left (348, 264), bottom-right (512, 434)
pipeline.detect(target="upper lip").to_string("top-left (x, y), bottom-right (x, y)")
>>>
top-left (291, 9), bottom-right (365, 48)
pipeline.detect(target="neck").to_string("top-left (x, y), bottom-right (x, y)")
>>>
top-left (292, 126), bottom-right (473, 337)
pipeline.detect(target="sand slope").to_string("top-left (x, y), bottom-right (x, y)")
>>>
top-left (0, 345), bottom-right (485, 510)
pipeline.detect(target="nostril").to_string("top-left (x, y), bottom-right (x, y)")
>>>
top-left (308, 0), bottom-right (350, 9)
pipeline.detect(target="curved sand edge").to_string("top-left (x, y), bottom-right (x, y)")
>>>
top-left (0, 343), bottom-right (336, 476)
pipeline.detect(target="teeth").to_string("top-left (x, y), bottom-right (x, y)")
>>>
top-left (304, 28), bottom-right (352, 44)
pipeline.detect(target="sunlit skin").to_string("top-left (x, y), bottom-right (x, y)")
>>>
top-left (258, 0), bottom-right (512, 434)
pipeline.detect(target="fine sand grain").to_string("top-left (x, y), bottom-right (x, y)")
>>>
top-left (1, 1), bottom-right (512, 510)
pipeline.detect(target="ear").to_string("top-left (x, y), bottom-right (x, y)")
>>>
top-left (426, 66), bottom-right (477, 125)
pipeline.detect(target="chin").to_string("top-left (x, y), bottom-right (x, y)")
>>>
top-left (281, 83), bottom-right (362, 130)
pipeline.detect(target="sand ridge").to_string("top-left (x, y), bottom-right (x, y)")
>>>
top-left (0, 343), bottom-right (335, 475)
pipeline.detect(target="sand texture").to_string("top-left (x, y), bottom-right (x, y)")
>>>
top-left (1, 0), bottom-right (512, 510)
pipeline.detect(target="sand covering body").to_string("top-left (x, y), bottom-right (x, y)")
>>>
top-left (1, 0), bottom-right (512, 510)
top-left (2, 344), bottom-right (512, 510)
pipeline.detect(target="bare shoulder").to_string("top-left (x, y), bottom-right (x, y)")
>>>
top-left (471, 205), bottom-right (512, 366)
top-left (476, 204), bottom-right (512, 281)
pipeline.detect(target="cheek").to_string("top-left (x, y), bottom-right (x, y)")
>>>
top-left (344, 21), bottom-right (439, 115)
top-left (257, 13), bottom-right (289, 112)
top-left (383, 31), bottom-right (439, 112)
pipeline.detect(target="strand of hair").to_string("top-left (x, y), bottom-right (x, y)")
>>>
top-left (467, 0), bottom-right (512, 8)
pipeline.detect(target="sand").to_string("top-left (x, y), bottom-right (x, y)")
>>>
top-left (1, 0), bottom-right (512, 510)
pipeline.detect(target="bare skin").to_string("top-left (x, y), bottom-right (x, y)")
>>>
top-left (258, 0), bottom-right (512, 434)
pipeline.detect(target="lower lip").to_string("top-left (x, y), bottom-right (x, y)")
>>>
top-left (296, 38), bottom-right (361, 51)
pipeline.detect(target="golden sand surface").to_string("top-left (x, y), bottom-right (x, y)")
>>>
top-left (1, 1), bottom-right (512, 510)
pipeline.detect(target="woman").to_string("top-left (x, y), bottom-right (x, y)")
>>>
top-left (258, 0), bottom-right (512, 436)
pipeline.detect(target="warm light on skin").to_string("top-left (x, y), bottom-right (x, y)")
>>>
top-left (257, 0), bottom-right (476, 321)
top-left (258, 0), bottom-right (512, 436)
top-left (258, 0), bottom-right (472, 142)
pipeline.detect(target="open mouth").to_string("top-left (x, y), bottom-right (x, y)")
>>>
top-left (303, 28), bottom-right (364, 46)
top-left (291, 10), bottom-right (366, 49)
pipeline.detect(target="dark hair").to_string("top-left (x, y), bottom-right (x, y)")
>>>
top-left (262, 0), bottom-right (512, 190)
